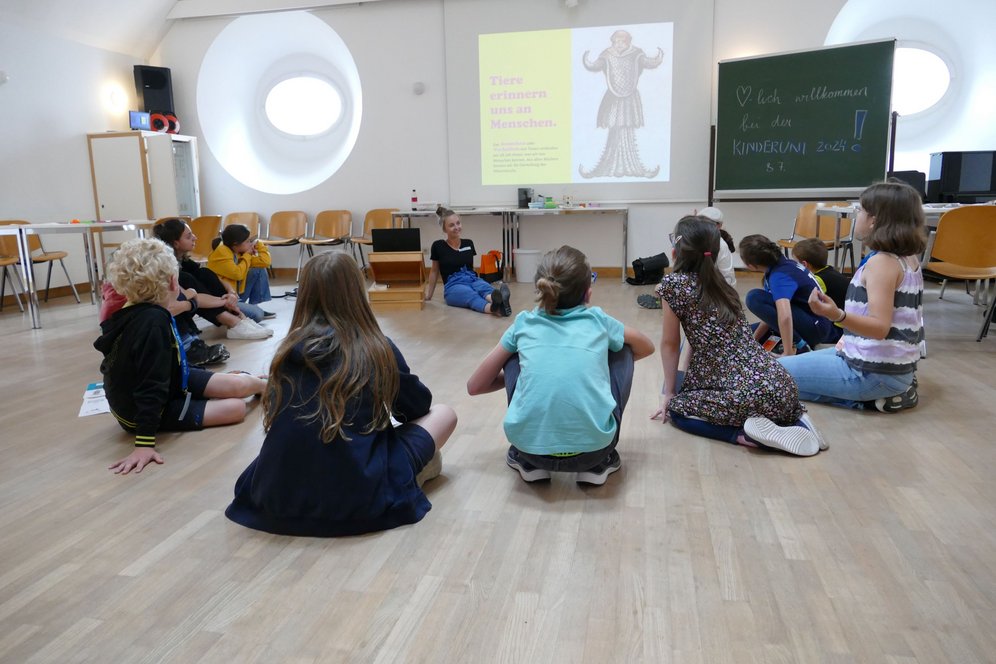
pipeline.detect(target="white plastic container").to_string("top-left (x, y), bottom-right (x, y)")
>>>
top-left (513, 249), bottom-right (542, 284)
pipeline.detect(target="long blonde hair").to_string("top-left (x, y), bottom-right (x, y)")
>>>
top-left (263, 252), bottom-right (399, 442)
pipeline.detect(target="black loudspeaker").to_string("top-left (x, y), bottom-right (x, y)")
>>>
top-left (134, 65), bottom-right (174, 115)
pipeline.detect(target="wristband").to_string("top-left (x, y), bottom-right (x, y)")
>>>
top-left (188, 296), bottom-right (198, 313)
top-left (833, 309), bottom-right (847, 323)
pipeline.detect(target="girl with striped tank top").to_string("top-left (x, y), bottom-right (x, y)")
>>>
top-left (778, 181), bottom-right (926, 412)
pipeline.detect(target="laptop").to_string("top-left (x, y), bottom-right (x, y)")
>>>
top-left (371, 228), bottom-right (421, 253)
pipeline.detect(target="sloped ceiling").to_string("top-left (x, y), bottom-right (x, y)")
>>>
top-left (1, 0), bottom-right (176, 59)
top-left (1, 0), bottom-right (390, 60)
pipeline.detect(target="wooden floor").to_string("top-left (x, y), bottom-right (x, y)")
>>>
top-left (1, 271), bottom-right (995, 663)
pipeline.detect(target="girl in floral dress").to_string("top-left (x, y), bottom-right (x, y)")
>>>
top-left (651, 216), bottom-right (826, 456)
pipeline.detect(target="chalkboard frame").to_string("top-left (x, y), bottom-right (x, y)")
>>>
top-left (713, 39), bottom-right (895, 198)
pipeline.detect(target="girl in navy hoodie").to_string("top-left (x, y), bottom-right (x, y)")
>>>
top-left (225, 252), bottom-right (457, 537)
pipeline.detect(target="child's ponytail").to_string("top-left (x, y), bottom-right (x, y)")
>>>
top-left (534, 246), bottom-right (591, 315)
top-left (671, 216), bottom-right (742, 325)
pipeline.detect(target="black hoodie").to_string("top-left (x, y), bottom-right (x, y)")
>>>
top-left (93, 302), bottom-right (184, 447)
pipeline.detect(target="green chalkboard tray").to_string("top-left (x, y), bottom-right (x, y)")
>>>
top-left (715, 40), bottom-right (895, 194)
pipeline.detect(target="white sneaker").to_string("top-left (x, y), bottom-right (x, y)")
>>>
top-left (227, 317), bottom-right (271, 340)
top-left (246, 318), bottom-right (274, 337)
top-left (743, 417), bottom-right (820, 456)
top-left (798, 412), bottom-right (829, 450)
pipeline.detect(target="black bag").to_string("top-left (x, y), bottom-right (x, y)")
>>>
top-left (626, 252), bottom-right (669, 285)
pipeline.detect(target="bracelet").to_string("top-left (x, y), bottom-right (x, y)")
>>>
top-left (188, 296), bottom-right (198, 313)
top-left (833, 309), bottom-right (847, 323)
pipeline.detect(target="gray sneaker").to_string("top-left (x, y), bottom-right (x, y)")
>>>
top-left (506, 448), bottom-right (551, 482)
top-left (576, 450), bottom-right (622, 485)
top-left (743, 417), bottom-right (820, 456)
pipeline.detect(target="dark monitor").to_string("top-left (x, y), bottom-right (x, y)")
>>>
top-left (927, 151), bottom-right (996, 203)
top-left (371, 228), bottom-right (421, 253)
top-left (888, 170), bottom-right (926, 201)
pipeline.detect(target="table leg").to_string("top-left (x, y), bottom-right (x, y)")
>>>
top-left (621, 209), bottom-right (629, 283)
top-left (82, 229), bottom-right (97, 304)
top-left (834, 216), bottom-right (842, 271)
top-left (16, 228), bottom-right (42, 329)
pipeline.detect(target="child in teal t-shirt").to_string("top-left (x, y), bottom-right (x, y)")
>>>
top-left (467, 246), bottom-right (654, 485)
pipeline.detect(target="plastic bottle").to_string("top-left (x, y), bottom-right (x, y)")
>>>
top-left (411, 189), bottom-right (418, 211)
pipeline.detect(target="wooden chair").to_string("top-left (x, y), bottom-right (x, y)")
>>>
top-left (187, 215), bottom-right (222, 263)
top-left (924, 206), bottom-right (996, 340)
top-left (0, 231), bottom-right (26, 312)
top-left (300, 210), bottom-right (352, 262)
top-left (350, 208), bottom-right (398, 269)
top-left (260, 210), bottom-right (307, 280)
top-left (222, 212), bottom-right (260, 238)
top-left (777, 201), bottom-right (855, 272)
top-left (0, 220), bottom-right (80, 304)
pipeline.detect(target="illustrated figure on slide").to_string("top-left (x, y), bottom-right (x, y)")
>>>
top-left (580, 30), bottom-right (664, 179)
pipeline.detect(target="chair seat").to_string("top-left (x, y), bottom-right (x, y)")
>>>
top-left (33, 250), bottom-right (69, 262)
top-left (300, 236), bottom-right (347, 247)
top-left (351, 237), bottom-right (372, 245)
top-left (259, 237), bottom-right (300, 247)
top-left (926, 261), bottom-right (996, 281)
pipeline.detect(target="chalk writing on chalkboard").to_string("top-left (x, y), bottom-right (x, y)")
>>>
top-left (715, 40), bottom-right (895, 192)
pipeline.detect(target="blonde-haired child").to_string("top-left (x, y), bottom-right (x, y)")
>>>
top-left (94, 238), bottom-right (265, 475)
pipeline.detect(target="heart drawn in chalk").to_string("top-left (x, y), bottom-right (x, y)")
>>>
top-left (736, 86), bottom-right (752, 107)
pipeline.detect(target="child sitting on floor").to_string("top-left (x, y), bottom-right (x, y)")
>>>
top-left (791, 238), bottom-right (849, 309)
top-left (653, 216), bottom-right (826, 456)
top-left (467, 245), bottom-right (655, 485)
top-left (739, 234), bottom-right (841, 355)
top-left (206, 224), bottom-right (274, 321)
top-left (94, 238), bottom-right (266, 475)
top-left (225, 252), bottom-right (457, 536)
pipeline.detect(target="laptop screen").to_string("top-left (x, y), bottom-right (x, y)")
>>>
top-left (371, 228), bottom-right (421, 253)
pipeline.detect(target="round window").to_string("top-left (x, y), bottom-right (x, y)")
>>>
top-left (264, 76), bottom-right (343, 137)
top-left (892, 47), bottom-right (951, 116)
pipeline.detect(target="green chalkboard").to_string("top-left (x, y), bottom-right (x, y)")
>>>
top-left (715, 40), bottom-right (895, 193)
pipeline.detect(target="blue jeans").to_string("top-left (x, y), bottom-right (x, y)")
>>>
top-left (745, 288), bottom-right (840, 348)
top-left (444, 268), bottom-right (494, 312)
top-left (238, 301), bottom-right (265, 322)
top-left (778, 348), bottom-right (914, 409)
top-left (503, 346), bottom-right (634, 472)
top-left (240, 267), bottom-right (272, 305)
top-left (670, 414), bottom-right (743, 445)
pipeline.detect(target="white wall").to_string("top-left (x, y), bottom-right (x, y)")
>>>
top-left (0, 20), bottom-right (141, 289)
top-left (4, 0), bottom-right (993, 281)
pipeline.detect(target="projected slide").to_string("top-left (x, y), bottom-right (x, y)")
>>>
top-left (480, 22), bottom-right (673, 186)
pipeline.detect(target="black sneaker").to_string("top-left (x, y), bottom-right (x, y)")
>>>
top-left (637, 293), bottom-right (662, 309)
top-left (207, 343), bottom-right (230, 364)
top-left (490, 286), bottom-right (507, 316)
top-left (498, 283), bottom-right (512, 316)
top-left (261, 310), bottom-right (276, 319)
top-left (186, 339), bottom-right (225, 367)
top-left (874, 377), bottom-right (919, 413)
top-left (576, 450), bottom-right (622, 485)
top-left (506, 448), bottom-right (551, 482)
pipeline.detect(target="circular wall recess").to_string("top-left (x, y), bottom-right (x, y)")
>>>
top-left (197, 11), bottom-right (362, 194)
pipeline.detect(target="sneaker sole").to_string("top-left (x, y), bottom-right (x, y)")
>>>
top-left (499, 284), bottom-right (512, 317)
top-left (743, 417), bottom-right (820, 456)
top-left (506, 457), bottom-right (551, 482)
top-left (798, 412), bottom-right (829, 451)
top-left (576, 463), bottom-right (620, 486)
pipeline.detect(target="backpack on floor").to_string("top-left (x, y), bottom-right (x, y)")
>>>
top-left (626, 252), bottom-right (669, 285)
top-left (479, 250), bottom-right (503, 283)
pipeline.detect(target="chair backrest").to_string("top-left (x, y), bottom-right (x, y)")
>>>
top-left (187, 215), bottom-right (222, 258)
top-left (314, 210), bottom-right (352, 239)
top-left (794, 202), bottom-right (852, 241)
top-left (362, 208), bottom-right (399, 236)
top-left (930, 206), bottom-right (996, 268)
top-left (0, 220), bottom-right (35, 253)
top-left (267, 210), bottom-right (307, 240)
top-left (0, 220), bottom-right (26, 258)
top-left (223, 212), bottom-right (260, 237)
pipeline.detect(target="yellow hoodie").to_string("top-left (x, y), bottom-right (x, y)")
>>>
top-left (206, 241), bottom-right (271, 294)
